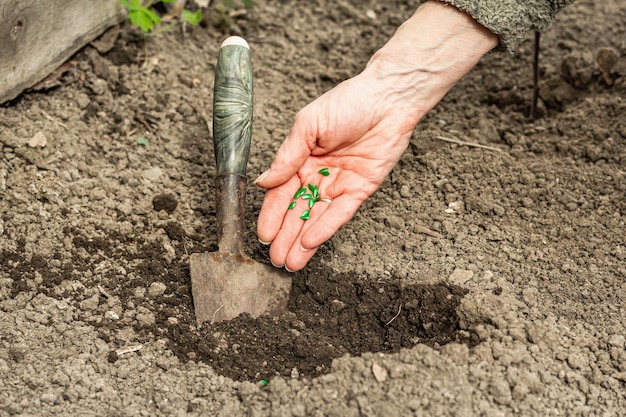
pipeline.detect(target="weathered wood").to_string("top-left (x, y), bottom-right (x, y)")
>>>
top-left (0, 0), bottom-right (124, 104)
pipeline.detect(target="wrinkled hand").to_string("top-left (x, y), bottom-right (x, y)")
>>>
top-left (254, 70), bottom-right (420, 271)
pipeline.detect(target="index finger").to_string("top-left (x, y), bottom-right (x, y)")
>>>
top-left (257, 176), bottom-right (302, 244)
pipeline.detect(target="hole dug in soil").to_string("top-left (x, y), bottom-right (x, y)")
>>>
top-left (166, 264), bottom-right (468, 382)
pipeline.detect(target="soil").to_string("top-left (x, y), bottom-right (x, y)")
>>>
top-left (1, 0), bottom-right (625, 416)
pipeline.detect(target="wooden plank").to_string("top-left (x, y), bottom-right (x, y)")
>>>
top-left (0, 0), bottom-right (124, 104)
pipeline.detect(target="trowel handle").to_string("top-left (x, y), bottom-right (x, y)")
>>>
top-left (213, 36), bottom-right (253, 176)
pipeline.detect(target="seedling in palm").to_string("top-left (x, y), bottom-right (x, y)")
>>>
top-left (288, 169), bottom-right (330, 220)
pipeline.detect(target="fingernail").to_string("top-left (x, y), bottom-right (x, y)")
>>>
top-left (299, 244), bottom-right (311, 252)
top-left (254, 169), bottom-right (270, 184)
top-left (270, 260), bottom-right (284, 268)
top-left (259, 239), bottom-right (271, 245)
top-left (285, 265), bottom-right (295, 273)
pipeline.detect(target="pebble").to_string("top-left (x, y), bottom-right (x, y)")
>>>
top-left (75, 93), bottom-right (91, 109)
top-left (400, 185), bottom-right (411, 198)
top-left (79, 294), bottom-right (100, 311)
top-left (142, 167), bottom-right (163, 181)
top-left (28, 131), bottom-right (47, 148)
top-left (40, 393), bottom-right (57, 404)
top-left (90, 78), bottom-right (108, 95)
top-left (148, 282), bottom-right (166, 297)
top-left (448, 269), bottom-right (474, 286)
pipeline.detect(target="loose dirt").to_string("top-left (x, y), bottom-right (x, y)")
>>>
top-left (1, 0), bottom-right (625, 416)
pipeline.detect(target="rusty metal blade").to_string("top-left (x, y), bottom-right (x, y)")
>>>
top-left (190, 251), bottom-right (292, 324)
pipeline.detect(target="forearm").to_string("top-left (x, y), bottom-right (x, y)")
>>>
top-left (362, 1), bottom-right (499, 124)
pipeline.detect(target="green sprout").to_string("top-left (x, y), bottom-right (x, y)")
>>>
top-left (119, 0), bottom-right (203, 35)
top-left (181, 9), bottom-right (202, 25)
top-left (119, 0), bottom-right (162, 33)
top-left (294, 187), bottom-right (307, 199)
top-left (259, 379), bottom-right (268, 386)
top-left (288, 169), bottom-right (330, 220)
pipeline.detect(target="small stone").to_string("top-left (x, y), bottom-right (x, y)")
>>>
top-left (142, 167), bottom-right (163, 181)
top-left (28, 131), bottom-right (47, 148)
top-left (40, 393), bottom-right (57, 404)
top-left (75, 93), bottom-right (91, 109)
top-left (148, 282), bottom-right (166, 297)
top-left (90, 78), bottom-right (108, 95)
top-left (448, 200), bottom-right (465, 213)
top-left (79, 294), bottom-right (100, 311)
top-left (399, 185), bottom-right (411, 198)
top-left (448, 269), bottom-right (474, 286)
top-left (372, 362), bottom-right (388, 382)
top-left (105, 310), bottom-right (120, 320)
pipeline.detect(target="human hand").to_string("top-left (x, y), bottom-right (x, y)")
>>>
top-left (254, 70), bottom-right (421, 271)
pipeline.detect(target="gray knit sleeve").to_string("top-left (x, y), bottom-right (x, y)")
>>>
top-left (440, 0), bottom-right (577, 52)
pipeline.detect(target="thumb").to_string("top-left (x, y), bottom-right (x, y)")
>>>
top-left (254, 111), bottom-right (315, 188)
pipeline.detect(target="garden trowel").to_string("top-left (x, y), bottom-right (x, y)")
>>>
top-left (190, 36), bottom-right (291, 324)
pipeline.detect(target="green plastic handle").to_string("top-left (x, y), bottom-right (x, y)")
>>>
top-left (213, 37), bottom-right (253, 176)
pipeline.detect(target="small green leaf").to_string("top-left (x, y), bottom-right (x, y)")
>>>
top-left (319, 167), bottom-right (330, 176)
top-left (259, 379), bottom-right (268, 386)
top-left (137, 137), bottom-right (149, 146)
top-left (182, 9), bottom-right (202, 25)
top-left (128, 7), bottom-right (161, 32)
top-left (242, 0), bottom-right (255, 10)
top-left (300, 210), bottom-right (310, 220)
top-left (301, 193), bottom-right (312, 200)
top-left (294, 187), bottom-right (306, 199)
top-left (308, 198), bottom-right (315, 209)
top-left (288, 201), bottom-right (296, 210)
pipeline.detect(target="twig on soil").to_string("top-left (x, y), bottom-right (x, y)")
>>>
top-left (415, 225), bottom-right (443, 239)
top-left (41, 109), bottom-right (69, 131)
top-left (115, 344), bottom-right (143, 356)
top-left (385, 305), bottom-right (402, 326)
top-left (434, 135), bottom-right (505, 153)
top-left (212, 305), bottom-right (225, 323)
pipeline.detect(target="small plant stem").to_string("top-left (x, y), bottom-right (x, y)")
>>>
top-left (530, 31), bottom-right (541, 121)
top-left (434, 135), bottom-right (504, 153)
top-left (385, 305), bottom-right (402, 326)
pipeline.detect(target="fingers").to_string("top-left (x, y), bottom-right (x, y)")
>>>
top-left (257, 176), bottom-right (301, 244)
top-left (268, 195), bottom-right (364, 272)
top-left (270, 196), bottom-right (331, 271)
top-left (299, 194), bottom-right (363, 250)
